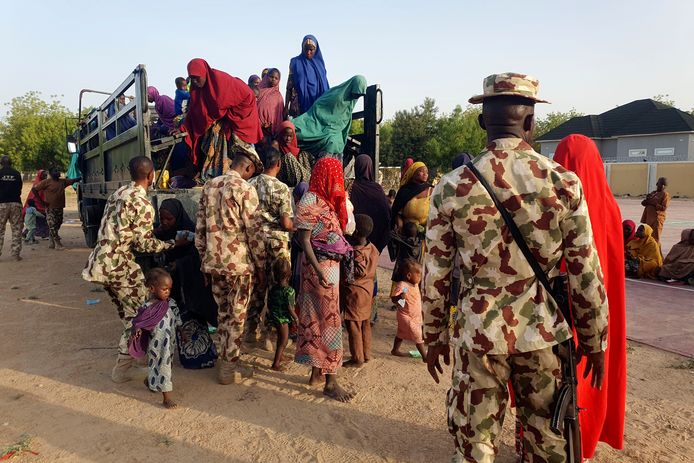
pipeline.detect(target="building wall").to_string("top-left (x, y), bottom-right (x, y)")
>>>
top-left (538, 141), bottom-right (560, 158)
top-left (599, 139), bottom-right (618, 161)
top-left (608, 163), bottom-right (649, 196)
top-left (615, 133), bottom-right (692, 162)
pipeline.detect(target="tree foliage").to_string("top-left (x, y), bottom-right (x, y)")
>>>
top-left (0, 91), bottom-right (74, 171)
top-left (652, 94), bottom-right (675, 107)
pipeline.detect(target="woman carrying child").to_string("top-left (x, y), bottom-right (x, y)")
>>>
top-left (341, 214), bottom-right (379, 367)
top-left (128, 268), bottom-right (182, 408)
top-left (390, 258), bottom-right (426, 359)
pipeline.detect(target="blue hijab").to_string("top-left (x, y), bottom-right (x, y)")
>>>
top-left (290, 34), bottom-right (329, 114)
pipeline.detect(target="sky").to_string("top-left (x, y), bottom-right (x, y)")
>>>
top-left (1, 0), bottom-right (693, 120)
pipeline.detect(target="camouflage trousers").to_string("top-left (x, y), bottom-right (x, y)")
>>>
top-left (247, 236), bottom-right (290, 336)
top-left (211, 274), bottom-right (253, 363)
top-left (104, 282), bottom-right (149, 355)
top-left (46, 208), bottom-right (64, 244)
top-left (0, 203), bottom-right (22, 258)
top-left (448, 346), bottom-right (565, 463)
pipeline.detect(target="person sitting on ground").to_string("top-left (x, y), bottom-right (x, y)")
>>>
top-left (341, 214), bottom-right (379, 368)
top-left (183, 58), bottom-right (263, 180)
top-left (128, 268), bottom-right (182, 409)
top-left (658, 229), bottom-right (694, 284)
top-left (147, 86), bottom-right (177, 139)
top-left (276, 120), bottom-right (313, 187)
top-left (641, 177), bottom-right (670, 244)
top-left (257, 68), bottom-right (286, 137)
top-left (626, 224), bottom-right (663, 278)
top-left (390, 257), bottom-right (426, 359)
top-left (23, 199), bottom-right (44, 244)
top-left (174, 77), bottom-right (190, 117)
top-left (292, 75), bottom-right (367, 160)
top-left (623, 219), bottom-right (637, 247)
top-left (33, 167), bottom-right (81, 250)
top-left (0, 155), bottom-right (23, 261)
top-left (154, 198), bottom-right (217, 328)
top-left (286, 35), bottom-right (329, 117)
top-left (267, 258), bottom-right (299, 371)
top-left (246, 148), bottom-right (294, 347)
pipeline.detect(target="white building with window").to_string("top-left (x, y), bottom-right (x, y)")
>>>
top-left (537, 99), bottom-right (694, 163)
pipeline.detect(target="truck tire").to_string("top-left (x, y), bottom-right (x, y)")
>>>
top-left (80, 199), bottom-right (104, 248)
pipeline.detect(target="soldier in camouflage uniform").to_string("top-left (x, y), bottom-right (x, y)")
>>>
top-left (83, 156), bottom-right (187, 383)
top-left (423, 73), bottom-right (609, 463)
top-left (196, 149), bottom-right (267, 385)
top-left (246, 148), bottom-right (294, 344)
top-left (0, 156), bottom-right (23, 261)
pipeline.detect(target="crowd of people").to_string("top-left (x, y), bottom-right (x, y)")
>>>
top-left (3, 47), bottom-right (693, 460)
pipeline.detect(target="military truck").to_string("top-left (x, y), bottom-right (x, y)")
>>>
top-left (70, 64), bottom-right (382, 248)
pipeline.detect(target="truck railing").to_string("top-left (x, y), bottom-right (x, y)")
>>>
top-left (344, 84), bottom-right (382, 177)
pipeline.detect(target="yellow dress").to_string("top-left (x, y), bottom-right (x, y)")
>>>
top-left (401, 195), bottom-right (430, 226)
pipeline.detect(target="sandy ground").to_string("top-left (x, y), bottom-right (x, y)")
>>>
top-left (0, 190), bottom-right (693, 462)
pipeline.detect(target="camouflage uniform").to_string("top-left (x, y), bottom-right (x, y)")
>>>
top-left (82, 183), bottom-right (174, 354)
top-left (0, 166), bottom-right (23, 259)
top-left (246, 173), bottom-right (293, 336)
top-left (195, 170), bottom-right (266, 365)
top-left (423, 138), bottom-right (608, 463)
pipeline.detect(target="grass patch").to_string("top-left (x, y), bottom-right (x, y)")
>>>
top-left (1, 434), bottom-right (37, 460)
top-left (670, 359), bottom-right (694, 370)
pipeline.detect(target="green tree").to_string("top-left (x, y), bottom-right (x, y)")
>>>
top-left (652, 94), bottom-right (675, 107)
top-left (0, 91), bottom-right (74, 171)
top-left (387, 97), bottom-right (439, 168)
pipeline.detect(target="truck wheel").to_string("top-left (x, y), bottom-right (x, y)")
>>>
top-left (80, 200), bottom-right (103, 248)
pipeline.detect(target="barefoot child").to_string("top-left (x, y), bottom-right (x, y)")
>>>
top-left (342, 214), bottom-right (379, 367)
top-left (129, 268), bottom-right (181, 408)
top-left (267, 258), bottom-right (298, 371)
top-left (390, 258), bottom-right (426, 359)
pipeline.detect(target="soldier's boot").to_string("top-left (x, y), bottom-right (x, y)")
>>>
top-left (218, 360), bottom-right (253, 385)
top-left (111, 354), bottom-right (134, 383)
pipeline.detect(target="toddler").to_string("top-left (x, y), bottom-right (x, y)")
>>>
top-left (174, 77), bottom-right (190, 119)
top-left (341, 214), bottom-right (379, 367)
top-left (267, 258), bottom-right (298, 371)
top-left (390, 258), bottom-right (426, 359)
top-left (23, 199), bottom-right (44, 244)
top-left (129, 268), bottom-right (181, 408)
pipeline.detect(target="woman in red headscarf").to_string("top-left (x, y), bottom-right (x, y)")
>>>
top-left (275, 120), bottom-right (313, 187)
top-left (554, 134), bottom-right (627, 459)
top-left (182, 58), bottom-right (263, 180)
top-left (294, 157), bottom-right (354, 402)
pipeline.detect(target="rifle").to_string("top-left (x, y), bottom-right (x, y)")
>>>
top-left (466, 163), bottom-right (582, 462)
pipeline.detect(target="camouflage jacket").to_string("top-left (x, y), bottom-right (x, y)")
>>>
top-left (423, 138), bottom-right (608, 355)
top-left (82, 183), bottom-right (173, 286)
top-left (248, 173), bottom-right (293, 241)
top-left (195, 170), bottom-right (266, 277)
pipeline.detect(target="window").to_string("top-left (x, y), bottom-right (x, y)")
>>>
top-left (654, 147), bottom-right (674, 156)
top-left (628, 148), bottom-right (647, 157)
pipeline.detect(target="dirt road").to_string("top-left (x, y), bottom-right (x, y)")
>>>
top-left (0, 191), bottom-right (693, 462)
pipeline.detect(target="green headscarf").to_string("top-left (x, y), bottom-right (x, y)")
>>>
top-left (293, 75), bottom-right (367, 156)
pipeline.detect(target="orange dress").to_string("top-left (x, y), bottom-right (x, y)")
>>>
top-left (390, 281), bottom-right (423, 343)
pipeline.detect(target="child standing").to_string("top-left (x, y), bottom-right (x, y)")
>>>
top-left (390, 258), bottom-right (426, 359)
top-left (129, 268), bottom-right (181, 408)
top-left (267, 258), bottom-right (298, 371)
top-left (341, 214), bottom-right (379, 367)
top-left (23, 199), bottom-right (44, 244)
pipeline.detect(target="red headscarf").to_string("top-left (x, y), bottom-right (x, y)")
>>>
top-left (554, 134), bottom-right (626, 458)
top-left (309, 157), bottom-right (348, 230)
top-left (400, 157), bottom-right (414, 180)
top-left (277, 120), bottom-right (300, 157)
top-left (623, 219), bottom-right (636, 243)
top-left (183, 58), bottom-right (263, 163)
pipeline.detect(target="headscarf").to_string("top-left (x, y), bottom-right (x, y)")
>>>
top-left (391, 161), bottom-right (431, 228)
top-left (659, 229), bottom-right (694, 280)
top-left (309, 157), bottom-right (348, 230)
top-left (554, 134), bottom-right (626, 457)
top-left (289, 34), bottom-right (329, 114)
top-left (257, 70), bottom-right (285, 136)
top-left (147, 86), bottom-right (176, 130)
top-left (247, 75), bottom-right (260, 87)
top-left (128, 300), bottom-right (170, 359)
top-left (23, 170), bottom-right (47, 215)
top-left (350, 154), bottom-right (391, 252)
top-left (158, 198), bottom-right (196, 240)
top-left (292, 75), bottom-right (367, 156)
top-left (277, 120), bottom-right (300, 156)
top-left (623, 220), bottom-right (637, 244)
top-left (451, 152), bottom-right (472, 170)
top-left (627, 224), bottom-right (663, 266)
top-left (293, 181), bottom-right (309, 204)
top-left (183, 58), bottom-right (263, 163)
top-left (400, 158), bottom-right (414, 181)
